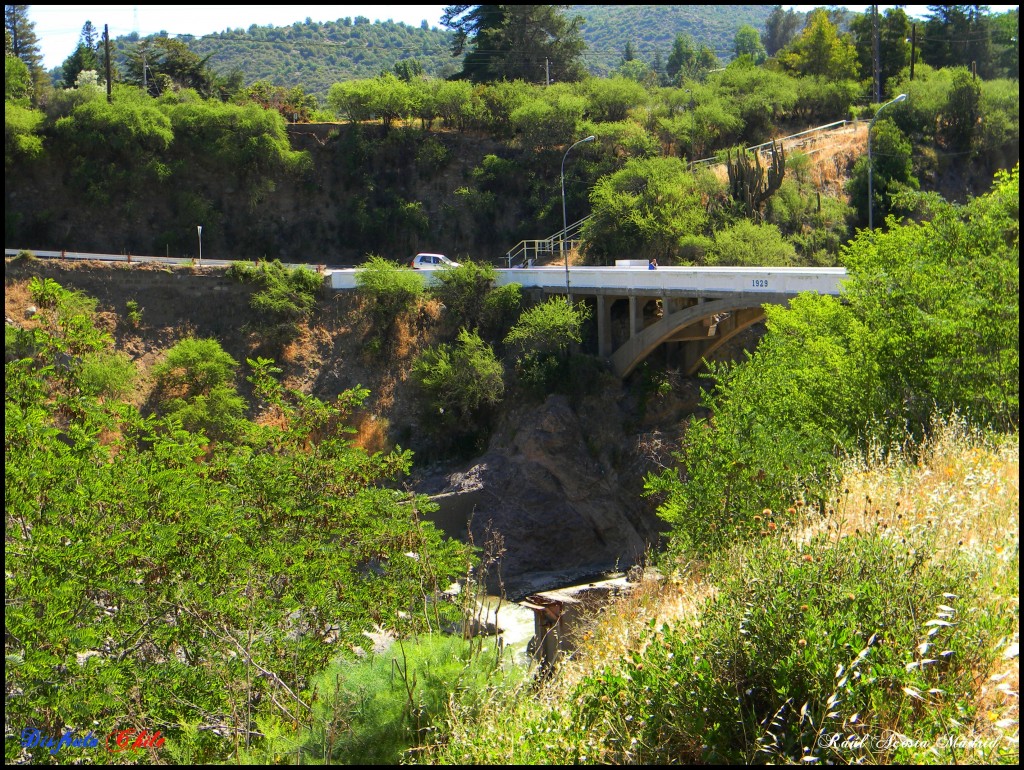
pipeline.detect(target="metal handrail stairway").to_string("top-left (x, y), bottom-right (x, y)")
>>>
top-left (503, 216), bottom-right (590, 268)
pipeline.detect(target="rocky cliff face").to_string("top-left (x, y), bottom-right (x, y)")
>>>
top-left (421, 394), bottom-right (669, 600)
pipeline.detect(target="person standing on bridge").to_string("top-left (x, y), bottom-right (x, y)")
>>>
top-left (648, 258), bottom-right (658, 270)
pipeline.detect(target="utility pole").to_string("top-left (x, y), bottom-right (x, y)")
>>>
top-left (910, 23), bottom-right (916, 81)
top-left (104, 25), bottom-right (112, 103)
top-left (872, 4), bottom-right (881, 103)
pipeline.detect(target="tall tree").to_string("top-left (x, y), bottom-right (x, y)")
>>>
top-left (778, 8), bottom-right (858, 80)
top-left (4, 5), bottom-right (41, 70)
top-left (4, 4), bottom-right (44, 99)
top-left (441, 5), bottom-right (585, 83)
top-left (921, 5), bottom-right (995, 77)
top-left (79, 19), bottom-right (98, 50)
top-left (850, 8), bottom-right (912, 96)
top-left (60, 21), bottom-right (101, 87)
top-left (734, 24), bottom-right (767, 64)
top-left (763, 5), bottom-right (801, 57)
top-left (666, 32), bottom-right (718, 84)
top-left (123, 36), bottom-right (217, 96)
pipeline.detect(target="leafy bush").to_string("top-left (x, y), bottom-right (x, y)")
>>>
top-left (152, 337), bottom-right (245, 440)
top-left (707, 220), bottom-right (798, 266)
top-left (648, 166), bottom-right (1019, 558)
top-left (480, 282), bottom-right (522, 342)
top-left (354, 255), bottom-right (424, 326)
top-left (125, 299), bottom-right (143, 327)
top-left (78, 350), bottom-right (137, 400)
top-left (152, 337), bottom-right (238, 397)
top-left (25, 277), bottom-right (109, 356)
top-left (226, 259), bottom-right (322, 337)
top-left (292, 635), bottom-right (519, 764)
top-left (571, 530), bottom-right (1001, 764)
top-left (583, 158), bottom-right (718, 264)
top-left (427, 261), bottom-right (496, 330)
top-left (413, 328), bottom-right (504, 421)
top-left (6, 315), bottom-right (471, 762)
top-left (846, 118), bottom-right (919, 227)
top-left (4, 103), bottom-right (45, 162)
top-left (504, 298), bottom-right (590, 356)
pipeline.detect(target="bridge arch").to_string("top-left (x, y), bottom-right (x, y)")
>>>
top-left (609, 294), bottom-right (791, 378)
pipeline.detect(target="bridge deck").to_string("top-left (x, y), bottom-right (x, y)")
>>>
top-left (326, 266), bottom-right (847, 297)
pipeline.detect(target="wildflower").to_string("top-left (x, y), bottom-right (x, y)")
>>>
top-left (763, 508), bottom-right (772, 517)
top-left (800, 604), bottom-right (809, 612)
top-left (787, 507), bottom-right (797, 515)
top-left (798, 639), bottom-right (807, 647)
top-left (802, 554), bottom-right (813, 562)
top-left (767, 522), bottom-right (777, 531)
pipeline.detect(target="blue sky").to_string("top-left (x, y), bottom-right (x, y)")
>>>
top-left (28, 5), bottom-right (1018, 72)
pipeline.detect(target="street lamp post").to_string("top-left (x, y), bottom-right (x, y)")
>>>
top-left (868, 93), bottom-right (907, 230)
top-left (561, 135), bottom-right (595, 304)
top-left (197, 225), bottom-right (203, 265)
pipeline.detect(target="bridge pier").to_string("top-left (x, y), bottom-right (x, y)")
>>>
top-left (596, 295), bottom-right (613, 357)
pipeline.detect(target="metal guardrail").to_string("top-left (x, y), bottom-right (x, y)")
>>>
top-left (690, 119), bottom-right (851, 167)
top-left (4, 248), bottom-right (327, 272)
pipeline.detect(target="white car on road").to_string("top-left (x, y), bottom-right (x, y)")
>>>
top-left (409, 252), bottom-right (460, 269)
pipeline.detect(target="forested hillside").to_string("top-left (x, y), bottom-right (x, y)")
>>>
top-left (572, 4), bottom-right (774, 75)
top-left (60, 6), bottom-right (777, 98)
top-left (188, 17), bottom-right (460, 98)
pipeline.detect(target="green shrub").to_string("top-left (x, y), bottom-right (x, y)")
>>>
top-left (428, 261), bottom-right (496, 330)
top-left (572, 530), bottom-right (1003, 764)
top-left (504, 298), bottom-right (590, 356)
top-left (480, 282), bottom-right (522, 342)
top-left (355, 255), bottom-right (424, 325)
top-left (28, 276), bottom-right (71, 309)
top-left (707, 220), bottom-right (798, 266)
top-left (152, 337), bottom-right (245, 440)
top-left (413, 328), bottom-right (504, 420)
top-left (293, 635), bottom-right (519, 765)
top-left (226, 259), bottom-right (322, 336)
top-left (78, 350), bottom-right (137, 400)
top-left (125, 299), bottom-right (143, 327)
top-left (5, 324), bottom-right (36, 361)
top-left (161, 383), bottom-right (246, 442)
top-left (152, 337), bottom-right (238, 397)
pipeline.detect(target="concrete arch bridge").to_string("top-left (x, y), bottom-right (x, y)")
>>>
top-left (327, 264), bottom-right (847, 378)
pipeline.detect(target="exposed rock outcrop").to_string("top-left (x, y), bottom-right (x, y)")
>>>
top-left (424, 394), bottom-right (666, 600)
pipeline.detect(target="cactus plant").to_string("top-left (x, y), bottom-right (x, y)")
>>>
top-left (726, 139), bottom-right (785, 220)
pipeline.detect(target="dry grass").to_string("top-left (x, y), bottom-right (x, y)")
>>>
top-left (535, 417), bottom-right (1019, 762)
top-left (806, 123), bottom-right (867, 196)
top-left (351, 412), bottom-right (391, 454)
top-left (826, 416), bottom-right (1018, 559)
top-left (784, 416), bottom-right (1020, 761)
top-left (701, 123), bottom-right (867, 199)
